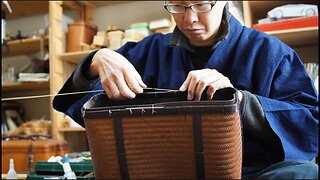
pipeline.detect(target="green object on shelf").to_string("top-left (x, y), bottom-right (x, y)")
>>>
top-left (130, 22), bottom-right (149, 29)
top-left (35, 161), bottom-right (93, 174)
top-left (27, 173), bottom-right (95, 180)
top-left (26, 161), bottom-right (94, 179)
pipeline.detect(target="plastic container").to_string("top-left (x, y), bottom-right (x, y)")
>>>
top-left (67, 21), bottom-right (97, 52)
top-left (82, 87), bottom-right (242, 179)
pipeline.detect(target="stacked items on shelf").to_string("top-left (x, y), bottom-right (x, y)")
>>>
top-left (149, 18), bottom-right (172, 34)
top-left (92, 31), bottom-right (108, 48)
top-left (107, 30), bottom-right (125, 50)
top-left (121, 22), bottom-right (151, 46)
top-left (69, 18), bottom-right (173, 52)
top-left (123, 29), bottom-right (146, 44)
top-left (17, 73), bottom-right (49, 82)
top-left (253, 4), bottom-right (318, 32)
top-left (129, 22), bottom-right (152, 37)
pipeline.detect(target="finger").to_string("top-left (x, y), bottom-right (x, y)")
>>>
top-left (206, 77), bottom-right (233, 100)
top-left (101, 75), bottom-right (122, 100)
top-left (134, 71), bottom-right (147, 89)
top-left (114, 73), bottom-right (136, 100)
top-left (99, 64), bottom-right (127, 100)
top-left (179, 74), bottom-right (191, 92)
top-left (189, 70), bottom-right (213, 101)
top-left (123, 69), bottom-right (144, 94)
top-left (187, 72), bottom-right (199, 100)
top-left (206, 83), bottom-right (217, 100)
top-left (194, 78), bottom-right (208, 101)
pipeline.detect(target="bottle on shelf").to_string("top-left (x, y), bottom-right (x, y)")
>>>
top-left (6, 159), bottom-right (18, 179)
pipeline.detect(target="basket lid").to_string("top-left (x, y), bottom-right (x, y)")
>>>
top-left (82, 88), bottom-right (239, 118)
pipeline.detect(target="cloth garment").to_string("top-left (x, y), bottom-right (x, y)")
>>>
top-left (242, 160), bottom-right (318, 179)
top-left (53, 6), bottom-right (318, 177)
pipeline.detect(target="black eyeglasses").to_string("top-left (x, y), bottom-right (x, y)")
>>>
top-left (164, 1), bottom-right (217, 14)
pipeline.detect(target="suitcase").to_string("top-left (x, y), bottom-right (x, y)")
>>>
top-left (2, 135), bottom-right (68, 174)
top-left (82, 87), bottom-right (243, 179)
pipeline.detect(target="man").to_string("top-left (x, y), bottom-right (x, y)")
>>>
top-left (53, 1), bottom-right (318, 179)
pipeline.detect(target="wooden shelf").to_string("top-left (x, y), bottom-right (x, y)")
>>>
top-left (267, 27), bottom-right (318, 47)
top-left (1, 81), bottom-right (49, 92)
top-left (58, 50), bottom-right (95, 64)
top-left (59, 127), bottom-right (86, 132)
top-left (3, 36), bottom-right (49, 57)
top-left (243, 1), bottom-right (319, 47)
top-left (2, 1), bottom-right (129, 20)
top-left (246, 1), bottom-right (318, 25)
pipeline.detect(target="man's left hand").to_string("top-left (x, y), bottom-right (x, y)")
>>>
top-left (179, 68), bottom-right (235, 101)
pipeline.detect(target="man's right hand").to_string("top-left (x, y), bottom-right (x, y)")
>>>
top-left (88, 48), bottom-right (147, 100)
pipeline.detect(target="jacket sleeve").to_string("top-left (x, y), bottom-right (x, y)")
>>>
top-left (240, 90), bottom-right (284, 163)
top-left (53, 41), bottom-right (143, 127)
top-left (52, 50), bottom-right (100, 127)
top-left (256, 51), bottom-right (318, 161)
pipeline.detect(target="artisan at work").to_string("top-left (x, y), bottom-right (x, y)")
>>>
top-left (2, 1), bottom-right (318, 179)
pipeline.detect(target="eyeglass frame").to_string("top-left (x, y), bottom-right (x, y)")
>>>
top-left (164, 1), bottom-right (217, 14)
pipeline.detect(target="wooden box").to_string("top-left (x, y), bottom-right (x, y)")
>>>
top-left (1, 139), bottom-right (68, 173)
top-left (82, 88), bottom-right (242, 179)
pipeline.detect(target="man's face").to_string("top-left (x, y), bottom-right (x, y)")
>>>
top-left (169, 1), bottom-right (227, 46)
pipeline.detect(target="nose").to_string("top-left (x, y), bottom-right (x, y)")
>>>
top-left (183, 8), bottom-right (198, 23)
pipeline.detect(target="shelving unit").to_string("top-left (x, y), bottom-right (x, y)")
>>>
top-left (243, 1), bottom-right (318, 47)
top-left (2, 82), bottom-right (49, 92)
top-left (57, 50), bottom-right (95, 64)
top-left (47, 1), bottom-right (318, 150)
top-left (1, 36), bottom-right (50, 94)
top-left (1, 2), bottom-right (51, 136)
top-left (59, 127), bottom-right (86, 132)
top-left (49, 1), bottom-right (96, 141)
top-left (2, 36), bottom-right (49, 57)
top-left (266, 27), bottom-right (318, 47)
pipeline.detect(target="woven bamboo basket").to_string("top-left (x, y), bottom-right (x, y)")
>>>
top-left (82, 88), bottom-right (242, 179)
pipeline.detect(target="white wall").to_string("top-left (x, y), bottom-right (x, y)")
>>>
top-left (94, 1), bottom-right (170, 31)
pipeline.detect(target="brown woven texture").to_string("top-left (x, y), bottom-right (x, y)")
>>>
top-left (1, 139), bottom-right (68, 173)
top-left (85, 111), bottom-right (242, 179)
